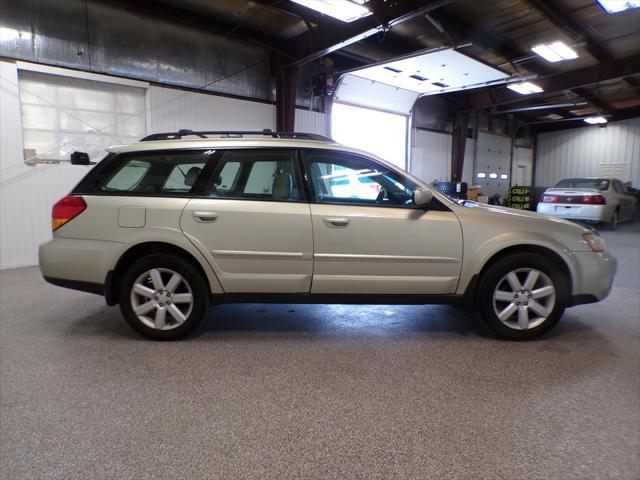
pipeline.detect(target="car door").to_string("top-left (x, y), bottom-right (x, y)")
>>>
top-left (302, 149), bottom-right (463, 295)
top-left (180, 148), bottom-right (313, 293)
top-left (613, 180), bottom-right (635, 220)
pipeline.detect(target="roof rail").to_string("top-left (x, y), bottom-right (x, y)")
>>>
top-left (140, 129), bottom-right (333, 142)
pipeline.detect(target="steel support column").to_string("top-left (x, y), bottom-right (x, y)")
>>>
top-left (451, 112), bottom-right (469, 182)
top-left (275, 59), bottom-right (298, 132)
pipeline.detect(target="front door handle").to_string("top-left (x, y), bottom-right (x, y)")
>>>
top-left (323, 217), bottom-right (350, 228)
top-left (192, 211), bottom-right (218, 223)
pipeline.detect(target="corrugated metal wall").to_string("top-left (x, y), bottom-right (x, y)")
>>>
top-left (536, 118), bottom-right (640, 188)
top-left (0, 0), bottom-right (273, 101)
top-left (148, 86), bottom-right (276, 133)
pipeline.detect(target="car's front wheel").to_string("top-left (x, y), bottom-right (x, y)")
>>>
top-left (477, 253), bottom-right (568, 340)
top-left (609, 210), bottom-right (619, 230)
top-left (119, 254), bottom-right (210, 340)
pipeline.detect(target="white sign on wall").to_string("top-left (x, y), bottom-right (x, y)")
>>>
top-left (599, 163), bottom-right (631, 182)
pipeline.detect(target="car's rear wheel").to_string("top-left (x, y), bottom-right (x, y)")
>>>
top-left (478, 253), bottom-right (568, 340)
top-left (119, 254), bottom-right (209, 340)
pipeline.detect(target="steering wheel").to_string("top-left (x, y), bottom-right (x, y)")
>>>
top-left (375, 188), bottom-right (387, 204)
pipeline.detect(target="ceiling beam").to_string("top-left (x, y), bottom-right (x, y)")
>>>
top-left (523, 0), bottom-right (612, 62)
top-left (252, 0), bottom-right (430, 63)
top-left (428, 10), bottom-right (529, 67)
top-left (464, 53), bottom-right (640, 110)
top-left (284, 0), bottom-right (452, 65)
top-left (104, 0), bottom-right (292, 57)
top-left (491, 101), bottom-right (588, 114)
top-left (531, 105), bottom-right (640, 133)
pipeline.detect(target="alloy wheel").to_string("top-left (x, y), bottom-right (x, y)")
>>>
top-left (492, 268), bottom-right (556, 331)
top-left (130, 268), bottom-right (194, 330)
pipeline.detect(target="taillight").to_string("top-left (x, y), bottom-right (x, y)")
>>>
top-left (541, 195), bottom-right (560, 203)
top-left (52, 195), bottom-right (86, 231)
top-left (581, 195), bottom-right (606, 205)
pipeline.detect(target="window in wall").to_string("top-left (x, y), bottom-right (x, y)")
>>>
top-left (331, 102), bottom-right (408, 169)
top-left (18, 70), bottom-right (146, 164)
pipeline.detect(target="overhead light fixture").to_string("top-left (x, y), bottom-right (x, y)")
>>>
top-left (595, 0), bottom-right (640, 14)
top-left (531, 41), bottom-right (579, 62)
top-left (290, 0), bottom-right (370, 23)
top-left (584, 116), bottom-right (608, 124)
top-left (507, 82), bottom-right (544, 95)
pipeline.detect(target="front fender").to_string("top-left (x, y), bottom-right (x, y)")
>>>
top-left (456, 231), bottom-right (578, 295)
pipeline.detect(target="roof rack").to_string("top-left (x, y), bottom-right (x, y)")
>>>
top-left (140, 129), bottom-right (333, 142)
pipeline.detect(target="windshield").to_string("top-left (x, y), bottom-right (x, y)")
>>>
top-left (554, 178), bottom-right (609, 190)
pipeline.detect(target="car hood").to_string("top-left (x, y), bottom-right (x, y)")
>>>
top-left (456, 201), bottom-right (589, 230)
top-left (450, 200), bottom-right (596, 253)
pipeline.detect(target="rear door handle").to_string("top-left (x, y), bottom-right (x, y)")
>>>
top-left (323, 217), bottom-right (350, 228)
top-left (192, 211), bottom-right (218, 223)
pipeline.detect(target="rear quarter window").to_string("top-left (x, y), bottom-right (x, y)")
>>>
top-left (75, 150), bottom-right (213, 196)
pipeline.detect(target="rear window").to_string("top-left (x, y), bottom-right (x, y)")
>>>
top-left (75, 150), bottom-right (212, 195)
top-left (554, 179), bottom-right (610, 190)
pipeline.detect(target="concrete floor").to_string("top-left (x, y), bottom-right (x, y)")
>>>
top-left (1, 223), bottom-right (639, 480)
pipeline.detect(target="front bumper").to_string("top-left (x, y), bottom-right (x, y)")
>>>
top-left (569, 250), bottom-right (617, 304)
top-left (537, 203), bottom-right (615, 223)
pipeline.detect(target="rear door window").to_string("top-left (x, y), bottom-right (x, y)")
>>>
top-left (209, 149), bottom-right (303, 201)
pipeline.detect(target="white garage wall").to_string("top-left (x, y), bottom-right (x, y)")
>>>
top-left (411, 129), bottom-right (451, 183)
top-left (0, 61), bottom-right (328, 269)
top-left (536, 117), bottom-right (640, 188)
top-left (148, 86), bottom-right (276, 132)
top-left (410, 128), bottom-right (483, 187)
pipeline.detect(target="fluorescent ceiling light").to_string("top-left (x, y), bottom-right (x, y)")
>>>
top-left (595, 0), bottom-right (640, 14)
top-left (291, 0), bottom-right (370, 22)
top-left (532, 41), bottom-right (579, 62)
top-left (507, 82), bottom-right (544, 95)
top-left (584, 116), bottom-right (608, 124)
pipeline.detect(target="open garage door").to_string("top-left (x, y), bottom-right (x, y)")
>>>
top-left (333, 47), bottom-right (513, 173)
top-left (331, 102), bottom-right (409, 169)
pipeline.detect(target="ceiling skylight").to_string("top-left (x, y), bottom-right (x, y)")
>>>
top-left (291, 0), bottom-right (371, 23)
top-left (595, 0), bottom-right (640, 14)
top-left (507, 82), bottom-right (544, 95)
top-left (532, 41), bottom-right (579, 62)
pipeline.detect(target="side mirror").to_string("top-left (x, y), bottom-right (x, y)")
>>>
top-left (413, 187), bottom-right (433, 206)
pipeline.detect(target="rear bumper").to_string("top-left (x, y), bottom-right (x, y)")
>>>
top-left (39, 237), bottom-right (128, 290)
top-left (537, 203), bottom-right (615, 222)
top-left (43, 276), bottom-right (105, 296)
top-left (570, 250), bottom-right (617, 303)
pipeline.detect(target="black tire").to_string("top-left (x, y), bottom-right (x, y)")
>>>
top-left (609, 210), bottom-right (619, 231)
top-left (477, 253), bottom-right (568, 340)
top-left (119, 254), bottom-right (210, 340)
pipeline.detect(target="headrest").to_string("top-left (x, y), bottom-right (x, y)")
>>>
top-left (184, 166), bottom-right (202, 187)
top-left (272, 171), bottom-right (293, 199)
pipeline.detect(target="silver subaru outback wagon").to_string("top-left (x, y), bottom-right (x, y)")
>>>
top-left (40, 130), bottom-right (616, 340)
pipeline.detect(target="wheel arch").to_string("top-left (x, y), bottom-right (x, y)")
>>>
top-left (105, 241), bottom-right (220, 305)
top-left (462, 244), bottom-right (573, 309)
